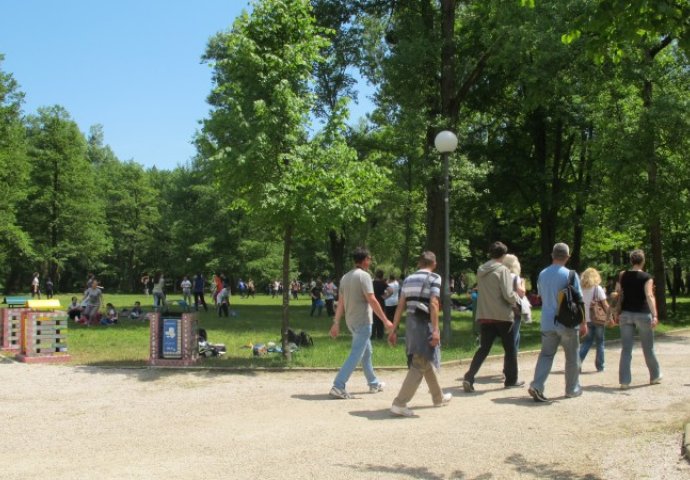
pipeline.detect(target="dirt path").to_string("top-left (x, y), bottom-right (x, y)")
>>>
top-left (1, 331), bottom-right (689, 480)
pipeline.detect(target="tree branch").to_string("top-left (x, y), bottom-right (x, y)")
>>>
top-left (647, 35), bottom-right (673, 60)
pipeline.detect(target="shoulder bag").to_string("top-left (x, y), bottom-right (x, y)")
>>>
top-left (607, 271), bottom-right (625, 325)
top-left (590, 286), bottom-right (608, 327)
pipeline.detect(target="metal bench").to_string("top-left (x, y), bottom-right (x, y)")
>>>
top-left (26, 299), bottom-right (61, 310)
top-left (3, 296), bottom-right (29, 308)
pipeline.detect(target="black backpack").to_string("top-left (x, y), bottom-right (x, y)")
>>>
top-left (287, 328), bottom-right (300, 344)
top-left (299, 330), bottom-right (314, 347)
top-left (286, 328), bottom-right (314, 347)
top-left (555, 270), bottom-right (585, 328)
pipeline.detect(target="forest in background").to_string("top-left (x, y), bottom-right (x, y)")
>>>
top-left (1, 0), bottom-right (688, 321)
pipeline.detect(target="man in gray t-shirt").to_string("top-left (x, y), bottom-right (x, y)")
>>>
top-left (329, 247), bottom-right (393, 399)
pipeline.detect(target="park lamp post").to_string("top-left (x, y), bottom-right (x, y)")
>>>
top-left (434, 130), bottom-right (458, 342)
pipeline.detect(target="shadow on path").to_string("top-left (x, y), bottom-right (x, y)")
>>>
top-left (505, 453), bottom-right (603, 480)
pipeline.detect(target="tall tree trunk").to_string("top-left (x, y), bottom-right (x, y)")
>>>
top-left (4, 263), bottom-right (21, 295)
top-left (571, 126), bottom-right (593, 273)
top-left (281, 222), bottom-right (293, 361)
top-left (642, 78), bottom-right (667, 320)
top-left (401, 155), bottom-right (414, 277)
top-left (640, 38), bottom-right (672, 320)
top-left (532, 109), bottom-right (556, 268)
top-left (425, 127), bottom-right (444, 259)
top-left (50, 157), bottom-right (60, 282)
top-left (328, 229), bottom-right (346, 283)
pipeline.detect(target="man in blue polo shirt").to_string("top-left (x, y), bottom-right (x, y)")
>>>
top-left (528, 243), bottom-right (587, 402)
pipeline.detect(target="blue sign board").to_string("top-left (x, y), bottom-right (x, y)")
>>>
top-left (162, 318), bottom-right (182, 358)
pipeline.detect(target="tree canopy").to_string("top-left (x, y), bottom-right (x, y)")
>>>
top-left (1, 0), bottom-right (688, 322)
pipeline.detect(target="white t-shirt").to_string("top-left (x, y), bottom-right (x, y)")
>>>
top-left (384, 280), bottom-right (400, 307)
top-left (582, 285), bottom-right (606, 323)
top-left (181, 279), bottom-right (192, 292)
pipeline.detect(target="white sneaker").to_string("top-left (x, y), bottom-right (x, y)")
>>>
top-left (650, 376), bottom-right (663, 385)
top-left (329, 386), bottom-right (352, 399)
top-left (369, 382), bottom-right (385, 393)
top-left (390, 404), bottom-right (414, 417)
top-left (434, 392), bottom-right (452, 407)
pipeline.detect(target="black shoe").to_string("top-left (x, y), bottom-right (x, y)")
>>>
top-left (528, 387), bottom-right (549, 403)
top-left (505, 380), bottom-right (525, 389)
top-left (462, 380), bottom-right (474, 393)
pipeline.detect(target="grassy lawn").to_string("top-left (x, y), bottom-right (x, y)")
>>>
top-left (4, 292), bottom-right (690, 369)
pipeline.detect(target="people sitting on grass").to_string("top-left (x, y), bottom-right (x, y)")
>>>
top-left (67, 296), bottom-right (82, 321)
top-left (101, 303), bottom-right (118, 325)
top-left (129, 301), bottom-right (144, 320)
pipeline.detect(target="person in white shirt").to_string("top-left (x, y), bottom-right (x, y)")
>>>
top-left (180, 276), bottom-right (192, 307)
top-left (31, 272), bottom-right (41, 299)
top-left (382, 274), bottom-right (400, 322)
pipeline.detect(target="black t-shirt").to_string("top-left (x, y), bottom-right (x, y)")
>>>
top-left (373, 279), bottom-right (387, 307)
top-left (621, 270), bottom-right (652, 313)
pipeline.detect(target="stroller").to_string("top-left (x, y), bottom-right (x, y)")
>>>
top-left (198, 328), bottom-right (226, 357)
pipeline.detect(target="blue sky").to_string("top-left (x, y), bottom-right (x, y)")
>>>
top-left (0, 0), bottom-right (374, 170)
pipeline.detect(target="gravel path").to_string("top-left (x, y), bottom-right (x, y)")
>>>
top-left (1, 330), bottom-right (689, 479)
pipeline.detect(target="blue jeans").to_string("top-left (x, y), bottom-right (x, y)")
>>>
top-left (333, 323), bottom-right (380, 390)
top-left (153, 292), bottom-right (165, 309)
top-left (530, 328), bottom-right (581, 396)
top-left (619, 311), bottom-right (661, 385)
top-left (579, 322), bottom-right (605, 371)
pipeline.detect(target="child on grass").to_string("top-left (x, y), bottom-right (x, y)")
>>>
top-left (101, 302), bottom-right (118, 325)
top-left (129, 301), bottom-right (143, 320)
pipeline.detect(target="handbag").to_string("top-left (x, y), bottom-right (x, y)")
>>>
top-left (511, 276), bottom-right (522, 320)
top-left (606, 271), bottom-right (625, 325)
top-left (590, 286), bottom-right (608, 326)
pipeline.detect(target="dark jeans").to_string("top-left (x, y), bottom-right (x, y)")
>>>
top-left (325, 299), bottom-right (335, 316)
top-left (310, 299), bottom-right (323, 317)
top-left (385, 305), bottom-right (397, 322)
top-left (371, 314), bottom-right (385, 340)
top-left (218, 302), bottom-right (228, 317)
top-left (464, 321), bottom-right (518, 386)
top-left (194, 292), bottom-right (208, 311)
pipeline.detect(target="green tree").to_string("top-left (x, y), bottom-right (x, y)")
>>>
top-left (22, 106), bottom-right (110, 290)
top-left (0, 56), bottom-right (31, 292)
top-left (564, 0), bottom-right (690, 319)
top-left (88, 126), bottom-right (162, 291)
top-left (199, 0), bottom-right (389, 358)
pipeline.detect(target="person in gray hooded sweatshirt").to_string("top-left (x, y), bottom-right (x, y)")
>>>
top-left (462, 241), bottom-right (525, 392)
